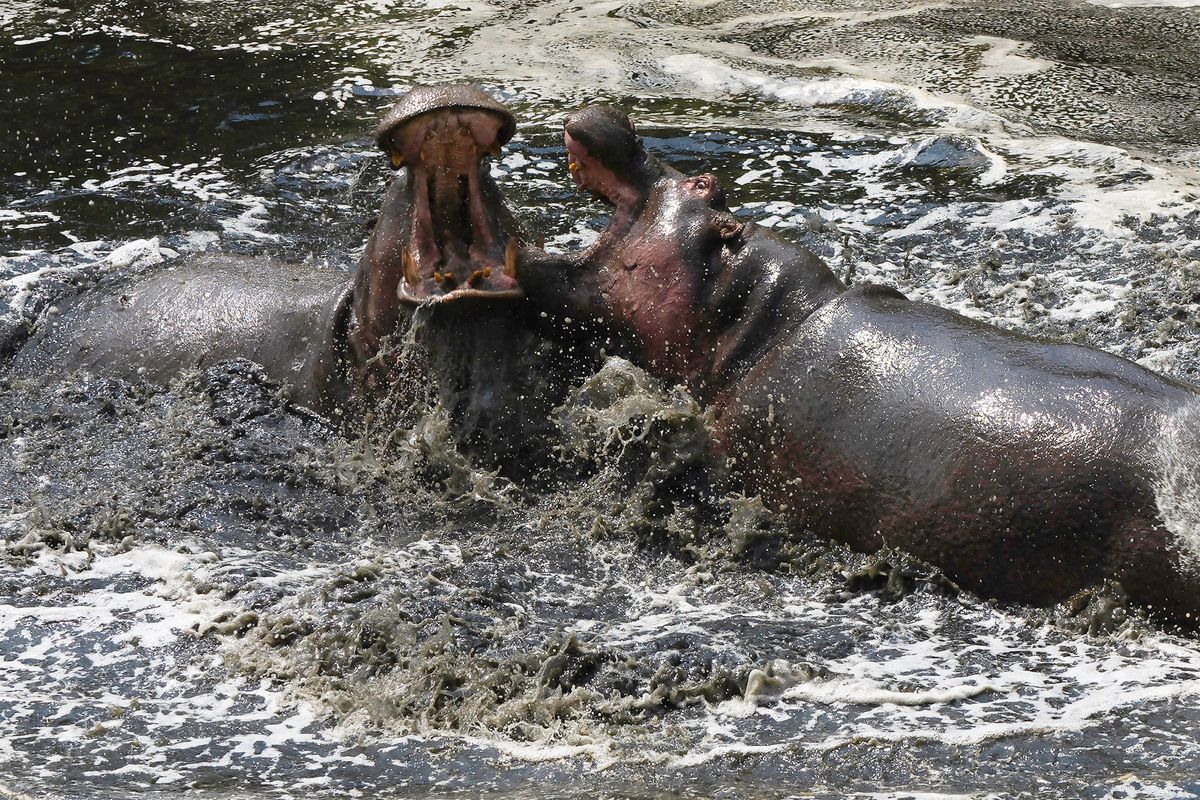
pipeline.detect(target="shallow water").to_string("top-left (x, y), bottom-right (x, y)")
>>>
top-left (3, 1), bottom-right (1200, 798)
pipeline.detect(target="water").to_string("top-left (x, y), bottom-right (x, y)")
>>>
top-left (3, 1), bottom-right (1200, 798)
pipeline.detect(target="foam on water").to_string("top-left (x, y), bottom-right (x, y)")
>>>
top-left (1154, 403), bottom-right (1200, 572)
top-left (1089, 0), bottom-right (1200, 6)
top-left (5, 0), bottom-right (1200, 797)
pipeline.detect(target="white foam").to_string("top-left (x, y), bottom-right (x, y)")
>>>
top-left (0, 782), bottom-right (38, 800)
top-left (658, 54), bottom-right (1007, 136)
top-left (1089, 0), bottom-right (1200, 6)
top-left (968, 36), bottom-right (1054, 77)
top-left (450, 732), bottom-right (617, 766)
top-left (781, 676), bottom-right (994, 707)
top-left (1153, 402), bottom-right (1200, 571)
top-left (1, 238), bottom-right (169, 322)
top-left (1096, 779), bottom-right (1195, 799)
top-left (657, 53), bottom-right (1200, 237)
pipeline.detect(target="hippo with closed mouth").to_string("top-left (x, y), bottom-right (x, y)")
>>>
top-left (13, 85), bottom-right (576, 468)
top-left (518, 104), bottom-right (1200, 626)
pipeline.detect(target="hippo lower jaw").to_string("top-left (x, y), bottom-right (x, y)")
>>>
top-left (385, 106), bottom-right (523, 305)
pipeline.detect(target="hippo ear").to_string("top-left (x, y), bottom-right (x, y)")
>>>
top-left (713, 212), bottom-right (744, 244)
top-left (705, 209), bottom-right (744, 250)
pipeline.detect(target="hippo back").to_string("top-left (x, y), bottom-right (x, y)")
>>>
top-left (13, 254), bottom-right (352, 410)
top-left (716, 282), bottom-right (1200, 611)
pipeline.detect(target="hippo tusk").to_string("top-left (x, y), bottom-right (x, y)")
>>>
top-left (505, 238), bottom-right (518, 278)
top-left (402, 247), bottom-right (420, 287)
top-left (390, 150), bottom-right (404, 169)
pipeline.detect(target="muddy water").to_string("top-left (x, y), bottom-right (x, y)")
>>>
top-left (3, 1), bottom-right (1200, 798)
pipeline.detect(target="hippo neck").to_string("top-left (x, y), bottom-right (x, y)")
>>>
top-left (698, 225), bottom-right (846, 402)
top-left (352, 174), bottom-right (410, 356)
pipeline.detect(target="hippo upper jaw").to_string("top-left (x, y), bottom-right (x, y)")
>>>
top-left (566, 132), bottom-right (641, 211)
top-left (380, 100), bottom-right (524, 306)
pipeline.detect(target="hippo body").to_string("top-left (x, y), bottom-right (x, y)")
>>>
top-left (717, 281), bottom-right (1200, 616)
top-left (9, 86), bottom-right (583, 472)
top-left (11, 85), bottom-right (528, 409)
top-left (520, 104), bottom-right (1200, 624)
top-left (13, 255), bottom-right (352, 410)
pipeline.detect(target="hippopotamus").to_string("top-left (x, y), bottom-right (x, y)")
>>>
top-left (519, 105), bottom-right (1200, 626)
top-left (12, 85), bottom-right (581, 468)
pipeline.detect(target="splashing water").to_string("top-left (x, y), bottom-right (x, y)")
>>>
top-left (4, 1), bottom-right (1200, 798)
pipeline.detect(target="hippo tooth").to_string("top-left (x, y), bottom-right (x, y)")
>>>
top-left (568, 160), bottom-right (578, 174)
top-left (402, 247), bottom-right (420, 286)
top-left (390, 151), bottom-right (403, 169)
top-left (468, 269), bottom-right (487, 286)
top-left (504, 239), bottom-right (518, 278)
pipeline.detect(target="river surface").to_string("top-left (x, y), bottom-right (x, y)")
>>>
top-left (3, 1), bottom-right (1200, 798)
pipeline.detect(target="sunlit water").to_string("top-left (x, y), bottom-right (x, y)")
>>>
top-left (3, 2), bottom-right (1200, 798)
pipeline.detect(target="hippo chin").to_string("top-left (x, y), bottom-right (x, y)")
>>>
top-left (13, 85), bottom-right (563, 469)
top-left (520, 105), bottom-right (1200, 627)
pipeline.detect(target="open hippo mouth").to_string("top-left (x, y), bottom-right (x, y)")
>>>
top-left (375, 85), bottom-right (524, 305)
top-left (559, 104), bottom-right (667, 215)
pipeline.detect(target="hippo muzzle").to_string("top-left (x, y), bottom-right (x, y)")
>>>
top-left (374, 84), bottom-right (523, 305)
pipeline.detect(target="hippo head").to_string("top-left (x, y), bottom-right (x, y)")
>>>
top-left (373, 84), bottom-right (524, 305)
top-left (519, 105), bottom-right (765, 396)
top-left (561, 105), bottom-right (666, 216)
top-left (559, 104), bottom-right (735, 253)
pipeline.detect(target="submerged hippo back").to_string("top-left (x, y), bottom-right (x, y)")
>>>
top-left (718, 282), bottom-right (1200, 614)
top-left (13, 254), bottom-right (352, 408)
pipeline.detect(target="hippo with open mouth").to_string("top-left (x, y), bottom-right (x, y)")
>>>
top-left (13, 85), bottom-right (577, 468)
top-left (519, 104), bottom-right (1200, 626)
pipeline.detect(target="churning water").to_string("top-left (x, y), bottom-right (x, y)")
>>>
top-left (3, 1), bottom-right (1200, 798)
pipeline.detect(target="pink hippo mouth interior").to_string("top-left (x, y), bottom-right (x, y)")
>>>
top-left (565, 132), bottom-right (635, 208)
top-left (390, 108), bottom-right (523, 304)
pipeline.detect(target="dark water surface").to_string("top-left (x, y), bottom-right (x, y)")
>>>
top-left (3, 1), bottom-right (1200, 799)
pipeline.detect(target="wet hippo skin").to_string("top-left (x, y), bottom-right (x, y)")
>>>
top-left (13, 85), bottom-right (531, 418)
top-left (518, 104), bottom-right (1200, 626)
top-left (13, 256), bottom-right (352, 408)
